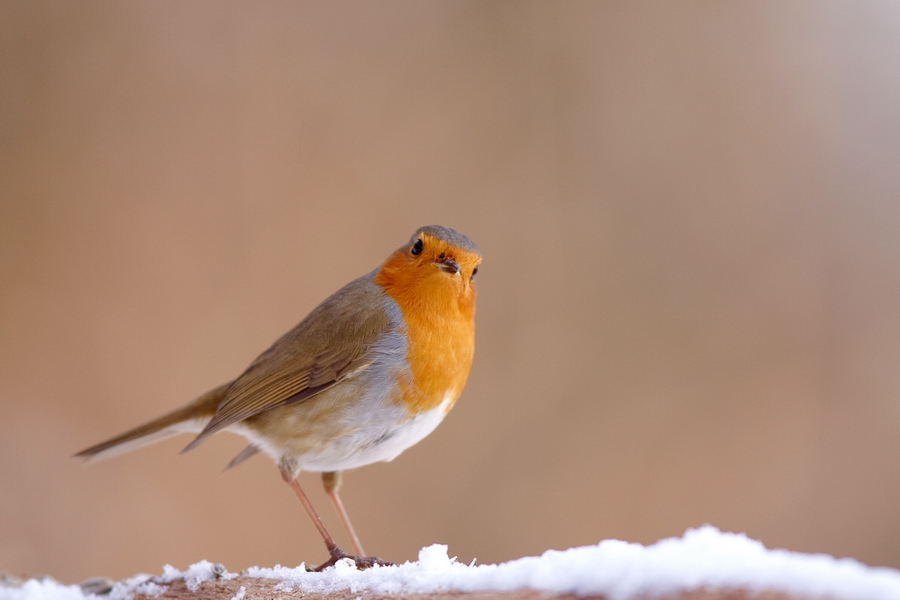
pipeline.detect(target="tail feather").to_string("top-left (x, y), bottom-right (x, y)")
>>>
top-left (74, 382), bottom-right (232, 462)
top-left (224, 444), bottom-right (261, 471)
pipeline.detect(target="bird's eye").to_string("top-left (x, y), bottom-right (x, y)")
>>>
top-left (411, 239), bottom-right (423, 256)
top-left (471, 266), bottom-right (478, 279)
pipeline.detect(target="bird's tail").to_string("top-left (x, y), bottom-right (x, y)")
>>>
top-left (74, 382), bottom-right (232, 462)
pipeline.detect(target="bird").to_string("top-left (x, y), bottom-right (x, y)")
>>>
top-left (75, 225), bottom-right (481, 571)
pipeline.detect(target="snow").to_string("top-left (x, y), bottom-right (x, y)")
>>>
top-left (3, 526), bottom-right (900, 600)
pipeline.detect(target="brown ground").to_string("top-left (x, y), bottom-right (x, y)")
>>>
top-left (133, 577), bottom-right (810, 600)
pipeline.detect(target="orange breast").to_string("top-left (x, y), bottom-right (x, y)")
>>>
top-left (373, 251), bottom-right (477, 415)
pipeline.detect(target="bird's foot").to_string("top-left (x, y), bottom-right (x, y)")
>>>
top-left (308, 546), bottom-right (396, 572)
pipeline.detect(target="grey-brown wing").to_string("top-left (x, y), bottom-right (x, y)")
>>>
top-left (182, 274), bottom-right (391, 452)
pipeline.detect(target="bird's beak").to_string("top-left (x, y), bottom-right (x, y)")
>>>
top-left (437, 258), bottom-right (460, 275)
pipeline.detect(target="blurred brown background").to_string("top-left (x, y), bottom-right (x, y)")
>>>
top-left (3, 0), bottom-right (900, 585)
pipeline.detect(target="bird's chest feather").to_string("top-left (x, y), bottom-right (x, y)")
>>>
top-left (397, 309), bottom-right (474, 413)
top-left (375, 277), bottom-right (476, 416)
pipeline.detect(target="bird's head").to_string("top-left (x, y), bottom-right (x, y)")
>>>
top-left (374, 225), bottom-right (481, 314)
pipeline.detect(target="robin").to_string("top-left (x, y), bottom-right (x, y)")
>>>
top-left (75, 225), bottom-right (481, 571)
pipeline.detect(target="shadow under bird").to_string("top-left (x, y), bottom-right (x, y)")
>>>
top-left (75, 225), bottom-right (481, 570)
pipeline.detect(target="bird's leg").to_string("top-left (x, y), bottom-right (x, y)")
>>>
top-left (321, 471), bottom-right (366, 556)
top-left (281, 470), bottom-right (393, 571)
top-left (282, 471), bottom-right (341, 558)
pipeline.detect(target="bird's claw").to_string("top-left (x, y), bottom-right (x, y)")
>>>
top-left (308, 547), bottom-right (396, 571)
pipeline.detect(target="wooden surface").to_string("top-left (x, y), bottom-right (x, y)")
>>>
top-left (131, 575), bottom-right (812, 600)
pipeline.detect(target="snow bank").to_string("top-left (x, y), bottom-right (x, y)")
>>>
top-left (4, 526), bottom-right (900, 600)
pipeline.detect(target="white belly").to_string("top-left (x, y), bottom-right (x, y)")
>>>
top-left (298, 393), bottom-right (454, 472)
